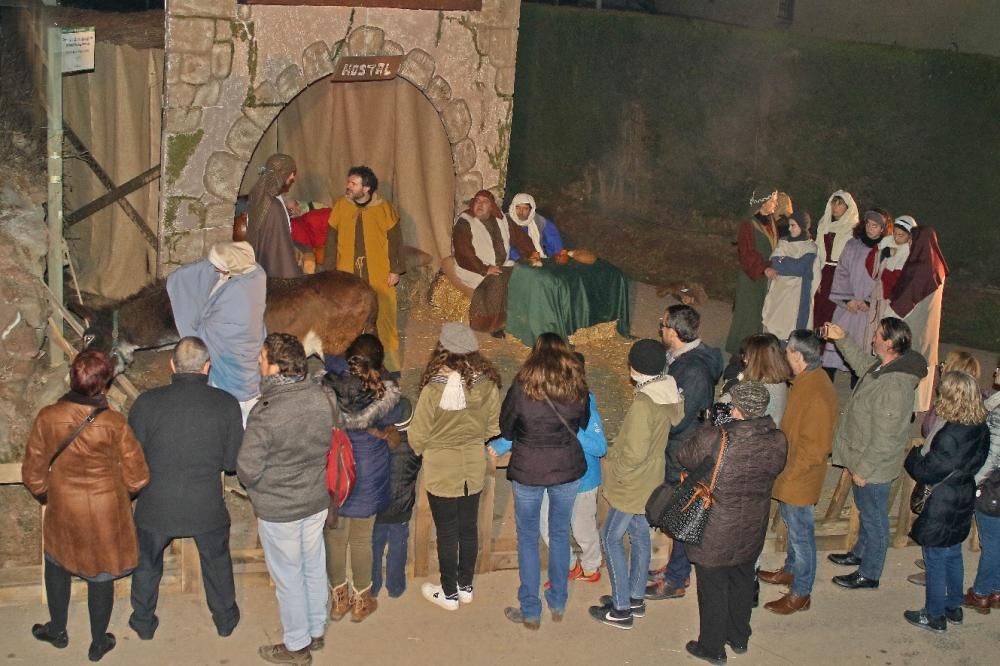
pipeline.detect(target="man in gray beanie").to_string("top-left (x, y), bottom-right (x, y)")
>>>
top-left (677, 380), bottom-right (787, 662)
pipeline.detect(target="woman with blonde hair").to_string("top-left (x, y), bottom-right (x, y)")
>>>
top-left (500, 332), bottom-right (590, 629)
top-left (903, 371), bottom-right (990, 632)
top-left (922, 351), bottom-right (985, 438)
top-left (408, 323), bottom-right (501, 611)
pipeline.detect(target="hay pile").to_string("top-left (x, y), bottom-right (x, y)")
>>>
top-left (428, 271), bottom-right (470, 323)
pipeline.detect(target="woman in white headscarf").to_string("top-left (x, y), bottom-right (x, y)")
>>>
top-left (811, 190), bottom-right (859, 329)
top-left (506, 193), bottom-right (564, 259)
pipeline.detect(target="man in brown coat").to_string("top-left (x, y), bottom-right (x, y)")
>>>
top-left (760, 330), bottom-right (838, 614)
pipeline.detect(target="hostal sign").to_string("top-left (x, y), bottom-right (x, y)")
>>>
top-left (331, 55), bottom-right (403, 82)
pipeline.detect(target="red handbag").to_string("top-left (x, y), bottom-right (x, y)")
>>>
top-left (326, 428), bottom-right (356, 508)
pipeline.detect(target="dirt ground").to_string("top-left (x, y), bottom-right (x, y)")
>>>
top-left (1, 547), bottom-right (998, 666)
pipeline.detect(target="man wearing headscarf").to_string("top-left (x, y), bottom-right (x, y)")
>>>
top-left (166, 241), bottom-right (267, 423)
top-left (451, 190), bottom-right (535, 337)
top-left (325, 166), bottom-right (403, 371)
top-left (506, 193), bottom-right (564, 260)
top-left (246, 153), bottom-right (302, 279)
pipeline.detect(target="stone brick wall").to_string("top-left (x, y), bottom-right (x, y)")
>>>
top-left (160, 0), bottom-right (522, 273)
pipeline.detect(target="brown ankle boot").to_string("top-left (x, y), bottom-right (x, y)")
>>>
top-left (764, 592), bottom-right (811, 615)
top-left (330, 583), bottom-right (351, 622)
top-left (351, 586), bottom-right (377, 623)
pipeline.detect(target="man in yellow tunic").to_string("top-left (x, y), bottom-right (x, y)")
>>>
top-left (327, 166), bottom-right (403, 370)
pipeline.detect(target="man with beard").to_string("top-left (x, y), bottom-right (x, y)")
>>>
top-left (451, 190), bottom-right (535, 337)
top-left (245, 153), bottom-right (302, 279)
top-left (326, 166), bottom-right (403, 371)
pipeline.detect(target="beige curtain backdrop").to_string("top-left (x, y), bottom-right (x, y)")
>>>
top-left (63, 42), bottom-right (162, 299)
top-left (242, 76), bottom-right (456, 263)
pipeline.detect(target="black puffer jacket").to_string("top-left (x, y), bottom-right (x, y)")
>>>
top-left (905, 422), bottom-right (990, 547)
top-left (500, 382), bottom-right (589, 487)
top-left (679, 418), bottom-right (787, 567)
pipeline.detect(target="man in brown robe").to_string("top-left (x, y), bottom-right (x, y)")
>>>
top-left (451, 190), bottom-right (535, 337)
top-left (245, 154), bottom-right (302, 279)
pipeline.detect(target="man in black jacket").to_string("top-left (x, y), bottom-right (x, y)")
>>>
top-left (647, 304), bottom-right (724, 601)
top-left (128, 337), bottom-right (244, 640)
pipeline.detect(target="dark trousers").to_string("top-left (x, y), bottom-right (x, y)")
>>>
top-left (427, 492), bottom-right (480, 596)
top-left (44, 558), bottom-right (114, 643)
top-left (372, 522), bottom-right (410, 598)
top-left (130, 525), bottom-right (239, 636)
top-left (694, 561), bottom-right (756, 657)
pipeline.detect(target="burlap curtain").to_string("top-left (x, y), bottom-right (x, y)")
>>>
top-left (63, 43), bottom-right (162, 299)
top-left (243, 76), bottom-right (456, 263)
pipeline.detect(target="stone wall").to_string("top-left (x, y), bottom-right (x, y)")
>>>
top-left (160, 0), bottom-right (521, 274)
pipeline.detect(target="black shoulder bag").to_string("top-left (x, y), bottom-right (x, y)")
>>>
top-left (543, 395), bottom-right (581, 446)
top-left (35, 407), bottom-right (107, 504)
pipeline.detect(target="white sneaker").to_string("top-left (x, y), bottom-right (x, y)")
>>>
top-left (421, 582), bottom-right (458, 611)
top-left (457, 585), bottom-right (474, 604)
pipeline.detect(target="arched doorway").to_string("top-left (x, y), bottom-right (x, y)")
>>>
top-left (239, 75), bottom-right (457, 264)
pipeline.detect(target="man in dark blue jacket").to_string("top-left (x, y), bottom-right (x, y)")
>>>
top-left (647, 304), bottom-right (724, 601)
top-left (128, 337), bottom-right (244, 640)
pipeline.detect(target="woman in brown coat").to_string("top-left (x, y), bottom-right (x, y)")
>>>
top-left (679, 381), bottom-right (787, 664)
top-left (22, 351), bottom-right (149, 662)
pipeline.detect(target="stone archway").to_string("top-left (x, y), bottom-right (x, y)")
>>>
top-left (207, 28), bottom-right (481, 204)
top-left (159, 1), bottom-right (522, 275)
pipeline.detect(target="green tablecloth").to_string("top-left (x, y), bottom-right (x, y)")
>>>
top-left (505, 258), bottom-right (631, 346)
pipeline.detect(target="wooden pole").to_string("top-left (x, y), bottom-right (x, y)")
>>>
top-left (46, 25), bottom-right (63, 367)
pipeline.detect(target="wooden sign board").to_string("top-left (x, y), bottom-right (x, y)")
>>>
top-left (240, 0), bottom-right (482, 9)
top-left (331, 55), bottom-right (403, 82)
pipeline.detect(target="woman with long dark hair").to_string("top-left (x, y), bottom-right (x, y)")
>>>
top-left (903, 371), bottom-right (989, 632)
top-left (22, 351), bottom-right (149, 662)
top-left (500, 332), bottom-right (590, 629)
top-left (322, 333), bottom-right (404, 623)
top-left (408, 323), bottom-right (502, 611)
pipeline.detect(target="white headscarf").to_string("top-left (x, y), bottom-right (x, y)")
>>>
top-left (507, 193), bottom-right (544, 257)
top-left (810, 190), bottom-right (859, 312)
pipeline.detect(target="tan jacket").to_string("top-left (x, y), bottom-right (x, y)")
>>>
top-left (408, 375), bottom-right (500, 498)
top-left (772, 367), bottom-right (838, 506)
top-left (22, 399), bottom-right (149, 578)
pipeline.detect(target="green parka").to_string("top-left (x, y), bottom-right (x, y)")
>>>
top-left (831, 336), bottom-right (927, 484)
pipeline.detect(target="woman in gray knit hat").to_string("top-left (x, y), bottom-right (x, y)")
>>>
top-left (677, 381), bottom-right (788, 663)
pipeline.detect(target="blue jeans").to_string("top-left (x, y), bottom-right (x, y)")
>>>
top-left (779, 502), bottom-right (817, 596)
top-left (257, 510), bottom-right (328, 652)
top-left (513, 479), bottom-right (579, 620)
top-left (851, 481), bottom-right (891, 580)
top-left (601, 508), bottom-right (652, 612)
top-left (923, 543), bottom-right (964, 617)
top-left (372, 522), bottom-right (409, 598)
top-left (973, 511), bottom-right (1000, 596)
top-left (665, 539), bottom-right (691, 588)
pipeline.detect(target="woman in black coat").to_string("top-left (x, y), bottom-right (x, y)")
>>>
top-left (903, 371), bottom-right (990, 633)
top-left (499, 332), bottom-right (589, 629)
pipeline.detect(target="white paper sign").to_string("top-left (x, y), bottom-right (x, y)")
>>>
top-left (61, 27), bottom-right (95, 74)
